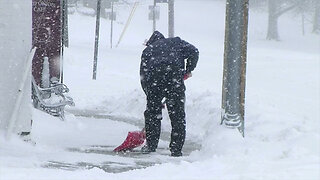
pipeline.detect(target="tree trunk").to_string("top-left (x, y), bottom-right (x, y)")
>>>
top-left (313, 0), bottom-right (320, 33)
top-left (267, 0), bottom-right (279, 40)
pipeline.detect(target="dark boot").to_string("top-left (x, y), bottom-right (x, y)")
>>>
top-left (140, 145), bottom-right (156, 154)
top-left (171, 151), bottom-right (183, 157)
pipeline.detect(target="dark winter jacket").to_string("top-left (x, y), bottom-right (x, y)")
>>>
top-left (140, 31), bottom-right (199, 92)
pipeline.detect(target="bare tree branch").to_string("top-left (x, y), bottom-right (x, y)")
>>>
top-left (275, 4), bottom-right (296, 17)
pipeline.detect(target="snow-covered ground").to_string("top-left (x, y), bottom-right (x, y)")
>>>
top-left (1, 0), bottom-right (319, 179)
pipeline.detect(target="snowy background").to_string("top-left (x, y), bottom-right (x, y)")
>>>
top-left (1, 0), bottom-right (319, 179)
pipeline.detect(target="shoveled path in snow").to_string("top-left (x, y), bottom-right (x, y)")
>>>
top-left (42, 109), bottom-right (201, 173)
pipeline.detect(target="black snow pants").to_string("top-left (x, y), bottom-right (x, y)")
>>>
top-left (144, 65), bottom-right (186, 154)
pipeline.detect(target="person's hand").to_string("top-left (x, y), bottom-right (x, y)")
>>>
top-left (183, 72), bottom-right (192, 80)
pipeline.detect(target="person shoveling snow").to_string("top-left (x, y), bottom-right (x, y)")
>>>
top-left (139, 31), bottom-right (199, 157)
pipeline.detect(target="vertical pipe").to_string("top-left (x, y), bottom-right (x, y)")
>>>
top-left (168, 0), bottom-right (174, 37)
top-left (93, 0), bottom-right (101, 80)
top-left (63, 0), bottom-right (69, 48)
top-left (110, 1), bottom-right (114, 49)
top-left (60, 0), bottom-right (68, 83)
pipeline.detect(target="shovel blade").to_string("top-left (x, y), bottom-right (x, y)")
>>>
top-left (113, 130), bottom-right (146, 152)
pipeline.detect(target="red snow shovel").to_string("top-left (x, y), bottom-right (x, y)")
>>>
top-left (114, 99), bottom-right (166, 152)
top-left (113, 128), bottom-right (146, 152)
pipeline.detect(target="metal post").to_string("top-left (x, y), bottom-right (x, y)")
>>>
top-left (62, 0), bottom-right (69, 48)
top-left (153, 0), bottom-right (156, 32)
top-left (61, 0), bottom-right (65, 83)
top-left (93, 0), bottom-right (102, 80)
top-left (168, 0), bottom-right (174, 37)
top-left (221, 0), bottom-right (249, 137)
top-left (110, 0), bottom-right (114, 49)
top-left (61, 0), bottom-right (69, 83)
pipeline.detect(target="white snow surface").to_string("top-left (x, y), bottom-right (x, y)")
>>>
top-left (1, 0), bottom-right (320, 179)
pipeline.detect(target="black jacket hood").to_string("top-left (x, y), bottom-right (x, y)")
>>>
top-left (145, 31), bottom-right (165, 46)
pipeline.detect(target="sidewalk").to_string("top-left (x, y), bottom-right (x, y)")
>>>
top-left (30, 108), bottom-right (201, 173)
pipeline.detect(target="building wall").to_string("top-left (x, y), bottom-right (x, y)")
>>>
top-left (0, 0), bottom-right (32, 134)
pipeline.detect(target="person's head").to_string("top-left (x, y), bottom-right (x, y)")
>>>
top-left (144, 31), bottom-right (165, 46)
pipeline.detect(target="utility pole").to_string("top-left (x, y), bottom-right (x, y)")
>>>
top-left (221, 0), bottom-right (249, 137)
top-left (92, 0), bottom-right (101, 80)
top-left (168, 0), bottom-right (174, 37)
